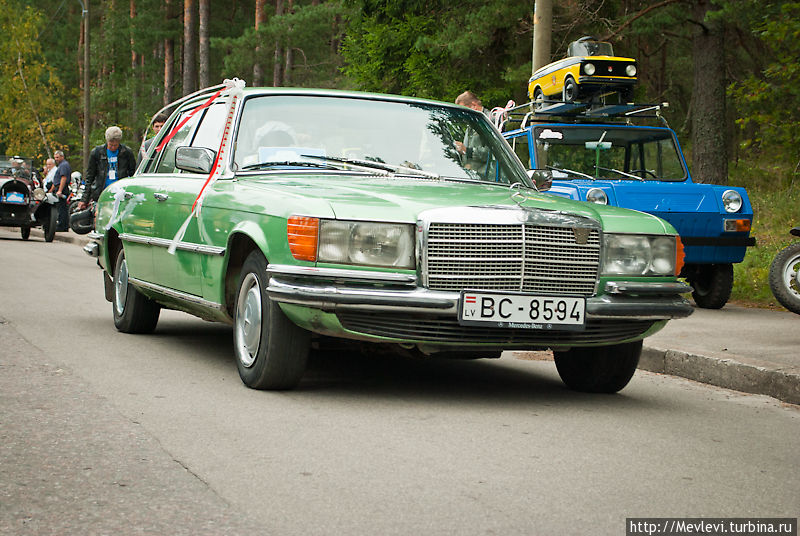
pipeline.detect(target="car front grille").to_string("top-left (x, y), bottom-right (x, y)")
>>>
top-left (337, 312), bottom-right (652, 346)
top-left (425, 223), bottom-right (600, 296)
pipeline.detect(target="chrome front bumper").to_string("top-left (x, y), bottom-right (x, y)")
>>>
top-left (266, 264), bottom-right (694, 321)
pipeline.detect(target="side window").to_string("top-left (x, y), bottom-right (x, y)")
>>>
top-left (191, 103), bottom-right (228, 151)
top-left (154, 108), bottom-right (203, 174)
top-left (511, 133), bottom-right (532, 169)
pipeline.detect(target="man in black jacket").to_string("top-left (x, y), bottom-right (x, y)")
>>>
top-left (78, 126), bottom-right (137, 210)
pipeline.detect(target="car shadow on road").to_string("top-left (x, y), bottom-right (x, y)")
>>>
top-left (151, 315), bottom-right (654, 408)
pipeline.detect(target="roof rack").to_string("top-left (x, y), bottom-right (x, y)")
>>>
top-left (497, 100), bottom-right (670, 132)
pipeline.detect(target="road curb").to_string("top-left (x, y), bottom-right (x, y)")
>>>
top-left (640, 346), bottom-right (800, 405)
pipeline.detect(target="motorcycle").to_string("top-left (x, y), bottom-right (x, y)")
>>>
top-left (768, 226), bottom-right (800, 314)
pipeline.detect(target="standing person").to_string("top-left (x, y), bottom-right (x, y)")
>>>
top-left (78, 126), bottom-right (137, 211)
top-left (42, 158), bottom-right (56, 190)
top-left (138, 112), bottom-right (168, 164)
top-left (454, 91), bottom-right (490, 172)
top-left (50, 151), bottom-right (71, 231)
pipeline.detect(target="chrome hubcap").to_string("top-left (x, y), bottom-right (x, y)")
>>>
top-left (115, 257), bottom-right (128, 315)
top-left (235, 273), bottom-right (262, 368)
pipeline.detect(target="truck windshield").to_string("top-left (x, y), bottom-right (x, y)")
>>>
top-left (532, 125), bottom-right (687, 182)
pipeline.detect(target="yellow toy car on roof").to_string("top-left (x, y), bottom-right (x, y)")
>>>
top-left (528, 36), bottom-right (637, 106)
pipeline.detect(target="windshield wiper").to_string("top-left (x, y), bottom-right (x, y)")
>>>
top-left (302, 155), bottom-right (440, 179)
top-left (598, 166), bottom-right (645, 181)
top-left (547, 165), bottom-right (596, 181)
top-left (241, 161), bottom-right (339, 171)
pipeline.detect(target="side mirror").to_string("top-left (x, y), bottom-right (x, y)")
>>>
top-left (527, 169), bottom-right (552, 192)
top-left (175, 146), bottom-right (216, 174)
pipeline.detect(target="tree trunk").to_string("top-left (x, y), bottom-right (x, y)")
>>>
top-left (130, 0), bottom-right (140, 146)
top-left (532, 0), bottom-right (552, 73)
top-left (183, 0), bottom-right (197, 95)
top-left (199, 0), bottom-right (209, 88)
top-left (254, 0), bottom-right (268, 86)
top-left (273, 0), bottom-right (284, 87)
top-left (690, 0), bottom-right (727, 185)
top-left (283, 0), bottom-right (293, 86)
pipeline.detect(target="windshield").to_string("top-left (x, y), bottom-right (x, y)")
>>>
top-left (532, 126), bottom-right (687, 181)
top-left (568, 40), bottom-right (614, 57)
top-left (233, 95), bottom-right (528, 186)
top-left (0, 156), bottom-right (33, 179)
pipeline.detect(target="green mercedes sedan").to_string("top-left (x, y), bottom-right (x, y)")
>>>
top-left (85, 85), bottom-right (692, 393)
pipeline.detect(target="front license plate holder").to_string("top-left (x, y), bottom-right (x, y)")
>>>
top-left (458, 291), bottom-right (586, 331)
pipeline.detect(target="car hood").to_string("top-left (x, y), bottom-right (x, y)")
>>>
top-left (232, 173), bottom-right (675, 235)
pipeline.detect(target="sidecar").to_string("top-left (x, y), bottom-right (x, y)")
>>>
top-left (0, 156), bottom-right (58, 242)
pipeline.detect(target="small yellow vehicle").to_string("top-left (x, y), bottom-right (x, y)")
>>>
top-left (528, 36), bottom-right (637, 106)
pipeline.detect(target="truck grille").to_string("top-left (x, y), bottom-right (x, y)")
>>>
top-left (425, 223), bottom-right (600, 296)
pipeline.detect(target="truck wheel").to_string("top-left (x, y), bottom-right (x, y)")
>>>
top-left (42, 206), bottom-right (57, 242)
top-left (553, 340), bottom-right (642, 393)
top-left (768, 243), bottom-right (800, 314)
top-left (563, 77), bottom-right (578, 103)
top-left (688, 263), bottom-right (733, 309)
top-left (21, 225), bottom-right (31, 240)
top-left (233, 250), bottom-right (310, 390)
top-left (112, 248), bottom-right (160, 333)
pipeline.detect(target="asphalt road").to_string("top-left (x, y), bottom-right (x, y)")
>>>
top-left (1, 230), bottom-right (798, 535)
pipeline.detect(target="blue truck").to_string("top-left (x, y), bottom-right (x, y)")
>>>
top-left (502, 103), bottom-right (754, 309)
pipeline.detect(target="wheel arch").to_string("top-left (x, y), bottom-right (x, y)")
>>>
top-left (223, 231), bottom-right (266, 318)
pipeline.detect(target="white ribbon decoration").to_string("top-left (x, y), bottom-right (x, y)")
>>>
top-left (490, 100), bottom-right (516, 129)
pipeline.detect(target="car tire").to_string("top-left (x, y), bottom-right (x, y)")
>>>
top-left (233, 250), bottom-right (310, 390)
top-left (553, 340), bottom-right (642, 393)
top-left (533, 87), bottom-right (545, 110)
top-left (563, 77), bottom-right (578, 103)
top-left (43, 206), bottom-right (57, 242)
top-left (768, 243), bottom-right (800, 314)
top-left (21, 225), bottom-right (31, 240)
top-left (112, 248), bottom-right (160, 333)
top-left (688, 263), bottom-right (733, 309)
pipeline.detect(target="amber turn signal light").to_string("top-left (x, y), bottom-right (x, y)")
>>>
top-left (675, 236), bottom-right (685, 277)
top-left (724, 219), bottom-right (751, 233)
top-left (287, 216), bottom-right (319, 261)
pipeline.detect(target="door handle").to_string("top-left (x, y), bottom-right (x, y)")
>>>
top-left (153, 192), bottom-right (169, 202)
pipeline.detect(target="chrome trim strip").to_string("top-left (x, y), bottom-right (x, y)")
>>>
top-left (604, 281), bottom-right (693, 295)
top-left (267, 264), bottom-right (417, 285)
top-left (83, 242), bottom-right (99, 257)
top-left (119, 233), bottom-right (225, 256)
top-left (267, 277), bottom-right (693, 320)
top-left (87, 231), bottom-right (104, 240)
top-left (128, 277), bottom-right (225, 311)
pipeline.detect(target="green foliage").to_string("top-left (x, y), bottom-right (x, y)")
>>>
top-left (0, 0), bottom-right (70, 162)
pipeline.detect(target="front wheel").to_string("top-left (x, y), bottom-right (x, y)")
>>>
top-left (112, 248), bottom-right (160, 333)
top-left (687, 263), bottom-right (733, 309)
top-left (768, 243), bottom-right (800, 314)
top-left (563, 77), bottom-right (578, 103)
top-left (553, 340), bottom-right (642, 393)
top-left (42, 206), bottom-right (57, 242)
top-left (233, 250), bottom-right (310, 390)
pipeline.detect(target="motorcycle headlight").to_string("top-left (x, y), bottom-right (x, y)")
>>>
top-left (318, 220), bottom-right (415, 269)
top-left (626, 64), bottom-right (637, 77)
top-left (602, 234), bottom-right (676, 276)
top-left (583, 62), bottom-right (596, 76)
top-left (586, 188), bottom-right (608, 205)
top-left (721, 189), bottom-right (743, 213)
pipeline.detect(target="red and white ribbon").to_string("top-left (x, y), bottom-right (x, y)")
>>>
top-left (490, 100), bottom-right (516, 129)
top-left (168, 78), bottom-right (246, 255)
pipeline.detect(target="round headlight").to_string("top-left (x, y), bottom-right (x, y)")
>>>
top-left (722, 190), bottom-right (743, 213)
top-left (586, 188), bottom-right (608, 205)
top-left (33, 187), bottom-right (46, 201)
top-left (626, 64), bottom-right (637, 77)
top-left (583, 62), bottom-right (596, 76)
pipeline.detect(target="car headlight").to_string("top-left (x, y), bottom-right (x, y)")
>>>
top-left (721, 189), bottom-right (743, 213)
top-left (317, 220), bottom-right (415, 268)
top-left (602, 234), bottom-right (677, 276)
top-left (626, 64), bottom-right (637, 77)
top-left (586, 188), bottom-right (608, 204)
top-left (583, 62), bottom-right (596, 76)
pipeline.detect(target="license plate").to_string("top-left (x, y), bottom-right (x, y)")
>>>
top-left (458, 291), bottom-right (586, 330)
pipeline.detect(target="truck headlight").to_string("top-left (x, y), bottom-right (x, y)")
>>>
top-left (602, 234), bottom-right (677, 276)
top-left (722, 189), bottom-right (743, 213)
top-left (584, 63), bottom-right (596, 76)
top-left (318, 220), bottom-right (415, 268)
top-left (586, 188), bottom-right (608, 204)
top-left (626, 64), bottom-right (637, 77)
